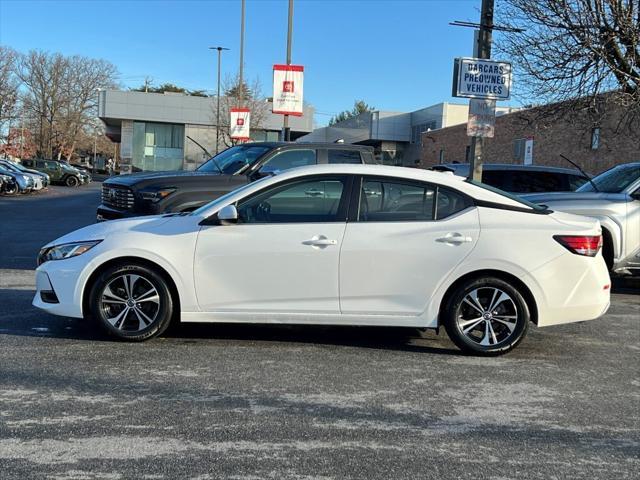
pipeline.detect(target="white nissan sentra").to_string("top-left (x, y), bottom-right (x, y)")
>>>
top-left (33, 165), bottom-right (611, 355)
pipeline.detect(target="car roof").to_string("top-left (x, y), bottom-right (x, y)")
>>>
top-left (435, 163), bottom-right (585, 175)
top-left (202, 163), bottom-right (533, 211)
top-left (235, 141), bottom-right (373, 150)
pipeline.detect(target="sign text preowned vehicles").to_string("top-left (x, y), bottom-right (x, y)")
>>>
top-left (272, 64), bottom-right (304, 116)
top-left (453, 58), bottom-right (512, 100)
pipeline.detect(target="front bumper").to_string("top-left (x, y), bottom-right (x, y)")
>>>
top-left (32, 265), bottom-right (84, 318)
top-left (96, 204), bottom-right (139, 222)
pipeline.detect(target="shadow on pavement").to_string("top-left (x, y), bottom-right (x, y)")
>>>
top-left (611, 276), bottom-right (640, 295)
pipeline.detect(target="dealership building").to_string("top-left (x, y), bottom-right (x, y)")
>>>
top-left (97, 90), bottom-right (314, 172)
top-left (297, 102), bottom-right (518, 166)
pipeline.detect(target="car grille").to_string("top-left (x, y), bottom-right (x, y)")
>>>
top-left (102, 184), bottom-right (134, 210)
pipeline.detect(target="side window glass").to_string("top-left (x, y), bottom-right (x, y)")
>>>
top-left (436, 187), bottom-right (472, 219)
top-left (237, 177), bottom-right (346, 224)
top-left (359, 179), bottom-right (435, 222)
top-left (568, 175), bottom-right (588, 191)
top-left (260, 149), bottom-right (316, 174)
top-left (328, 149), bottom-right (362, 164)
top-left (36, 161), bottom-right (45, 168)
top-left (45, 161), bottom-right (58, 169)
top-left (511, 172), bottom-right (563, 193)
top-left (482, 171), bottom-right (510, 191)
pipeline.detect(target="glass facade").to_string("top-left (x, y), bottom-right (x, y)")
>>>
top-left (132, 122), bottom-right (184, 171)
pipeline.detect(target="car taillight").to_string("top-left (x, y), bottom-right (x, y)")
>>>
top-left (553, 235), bottom-right (602, 257)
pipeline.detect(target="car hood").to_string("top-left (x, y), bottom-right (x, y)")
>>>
top-left (104, 170), bottom-right (225, 187)
top-left (43, 215), bottom-right (174, 248)
top-left (522, 191), bottom-right (612, 204)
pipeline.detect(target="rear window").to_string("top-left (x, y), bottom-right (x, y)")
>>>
top-left (510, 171), bottom-right (565, 193)
top-left (328, 149), bottom-right (362, 164)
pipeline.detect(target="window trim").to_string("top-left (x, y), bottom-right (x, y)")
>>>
top-left (233, 174), bottom-right (355, 225)
top-left (349, 175), bottom-right (475, 223)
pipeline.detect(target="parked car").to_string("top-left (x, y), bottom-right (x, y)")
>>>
top-left (0, 160), bottom-right (46, 191)
top-left (21, 159), bottom-right (85, 187)
top-left (59, 160), bottom-right (92, 184)
top-left (35, 164), bottom-right (610, 355)
top-left (97, 142), bottom-right (377, 221)
top-left (5, 160), bottom-right (50, 188)
top-left (524, 162), bottom-right (640, 275)
top-left (0, 173), bottom-right (18, 195)
top-left (430, 163), bottom-right (589, 193)
top-left (0, 165), bottom-right (33, 193)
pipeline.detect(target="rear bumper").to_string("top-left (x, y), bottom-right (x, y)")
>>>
top-left (528, 252), bottom-right (611, 327)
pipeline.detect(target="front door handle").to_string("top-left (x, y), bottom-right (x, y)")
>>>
top-left (302, 235), bottom-right (338, 248)
top-left (305, 189), bottom-right (324, 197)
top-left (436, 232), bottom-right (473, 245)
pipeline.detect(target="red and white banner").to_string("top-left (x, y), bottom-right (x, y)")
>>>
top-left (229, 108), bottom-right (250, 141)
top-left (272, 64), bottom-right (304, 116)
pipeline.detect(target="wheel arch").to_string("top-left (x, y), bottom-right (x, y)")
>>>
top-left (81, 256), bottom-right (181, 322)
top-left (438, 269), bottom-right (539, 326)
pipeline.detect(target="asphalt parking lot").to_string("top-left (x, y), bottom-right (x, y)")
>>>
top-left (0, 183), bottom-right (638, 480)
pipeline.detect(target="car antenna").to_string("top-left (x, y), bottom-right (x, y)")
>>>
top-left (559, 154), bottom-right (599, 192)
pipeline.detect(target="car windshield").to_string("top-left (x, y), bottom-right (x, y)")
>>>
top-left (577, 163), bottom-right (640, 193)
top-left (0, 162), bottom-right (20, 172)
top-left (191, 176), bottom-right (272, 217)
top-left (467, 179), bottom-right (549, 212)
top-left (197, 145), bottom-right (272, 175)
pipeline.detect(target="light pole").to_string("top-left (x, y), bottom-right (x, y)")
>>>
top-left (239, 0), bottom-right (245, 108)
top-left (209, 46), bottom-right (229, 155)
top-left (283, 0), bottom-right (294, 141)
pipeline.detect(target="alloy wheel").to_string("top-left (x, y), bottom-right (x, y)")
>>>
top-left (456, 287), bottom-right (519, 347)
top-left (99, 274), bottom-right (160, 332)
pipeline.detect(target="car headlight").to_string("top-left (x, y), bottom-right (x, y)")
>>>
top-left (140, 188), bottom-right (176, 202)
top-left (37, 240), bottom-right (102, 266)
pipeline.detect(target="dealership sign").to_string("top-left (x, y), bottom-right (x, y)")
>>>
top-left (229, 108), bottom-right (250, 141)
top-left (453, 57), bottom-right (512, 100)
top-left (272, 64), bottom-right (304, 116)
top-left (467, 99), bottom-right (496, 138)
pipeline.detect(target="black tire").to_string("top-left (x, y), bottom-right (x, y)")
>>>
top-left (65, 175), bottom-right (79, 187)
top-left (443, 276), bottom-right (530, 356)
top-left (89, 263), bottom-right (174, 341)
top-left (3, 184), bottom-right (18, 196)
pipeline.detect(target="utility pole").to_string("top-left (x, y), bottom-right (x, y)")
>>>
top-left (238, 0), bottom-right (245, 109)
top-left (210, 46), bottom-right (229, 155)
top-left (468, 0), bottom-right (494, 182)
top-left (283, 0), bottom-right (294, 141)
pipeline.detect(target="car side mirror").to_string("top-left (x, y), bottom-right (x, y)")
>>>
top-left (217, 204), bottom-right (238, 224)
top-left (200, 204), bottom-right (239, 226)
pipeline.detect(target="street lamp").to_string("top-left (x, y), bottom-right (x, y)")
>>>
top-left (209, 46), bottom-right (229, 155)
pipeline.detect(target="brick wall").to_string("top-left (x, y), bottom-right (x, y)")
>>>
top-left (420, 102), bottom-right (639, 175)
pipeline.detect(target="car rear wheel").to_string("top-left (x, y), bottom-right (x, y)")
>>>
top-left (89, 263), bottom-right (174, 341)
top-left (65, 175), bottom-right (79, 187)
top-left (443, 277), bottom-right (530, 355)
top-left (3, 184), bottom-right (18, 195)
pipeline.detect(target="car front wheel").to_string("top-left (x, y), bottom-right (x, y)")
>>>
top-left (65, 175), bottom-right (79, 187)
top-left (89, 263), bottom-right (174, 341)
top-left (443, 277), bottom-right (530, 355)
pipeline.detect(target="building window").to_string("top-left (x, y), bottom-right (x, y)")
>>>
top-left (591, 127), bottom-right (600, 150)
top-left (513, 138), bottom-right (526, 161)
top-left (439, 149), bottom-right (445, 164)
top-left (411, 121), bottom-right (437, 144)
top-left (132, 121), bottom-right (184, 172)
top-left (465, 145), bottom-right (471, 162)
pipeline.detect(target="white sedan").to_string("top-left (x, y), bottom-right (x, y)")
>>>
top-left (33, 165), bottom-right (611, 355)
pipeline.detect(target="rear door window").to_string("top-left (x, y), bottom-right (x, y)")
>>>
top-left (359, 179), bottom-right (436, 222)
top-left (260, 149), bottom-right (317, 174)
top-left (327, 149), bottom-right (362, 164)
top-left (482, 170), bottom-right (511, 191)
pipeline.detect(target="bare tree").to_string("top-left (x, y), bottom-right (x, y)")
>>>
top-left (0, 46), bottom-right (20, 146)
top-left (15, 50), bottom-right (117, 159)
top-left (496, 0), bottom-right (639, 133)
top-left (215, 74), bottom-right (270, 148)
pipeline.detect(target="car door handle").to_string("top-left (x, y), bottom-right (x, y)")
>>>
top-left (436, 233), bottom-right (473, 245)
top-left (302, 235), bottom-right (338, 247)
top-left (305, 189), bottom-right (324, 197)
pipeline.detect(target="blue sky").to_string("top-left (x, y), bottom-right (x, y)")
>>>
top-left (0, 0), bottom-right (508, 125)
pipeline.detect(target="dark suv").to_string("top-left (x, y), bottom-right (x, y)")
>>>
top-left (98, 142), bottom-right (376, 221)
top-left (430, 163), bottom-right (589, 193)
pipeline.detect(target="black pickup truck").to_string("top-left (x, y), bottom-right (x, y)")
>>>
top-left (97, 142), bottom-right (376, 221)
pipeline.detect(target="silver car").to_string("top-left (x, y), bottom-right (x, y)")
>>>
top-left (525, 163), bottom-right (640, 275)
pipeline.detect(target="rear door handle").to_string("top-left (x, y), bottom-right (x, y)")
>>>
top-left (436, 232), bottom-right (473, 245)
top-left (305, 189), bottom-right (324, 197)
top-left (302, 235), bottom-right (337, 248)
